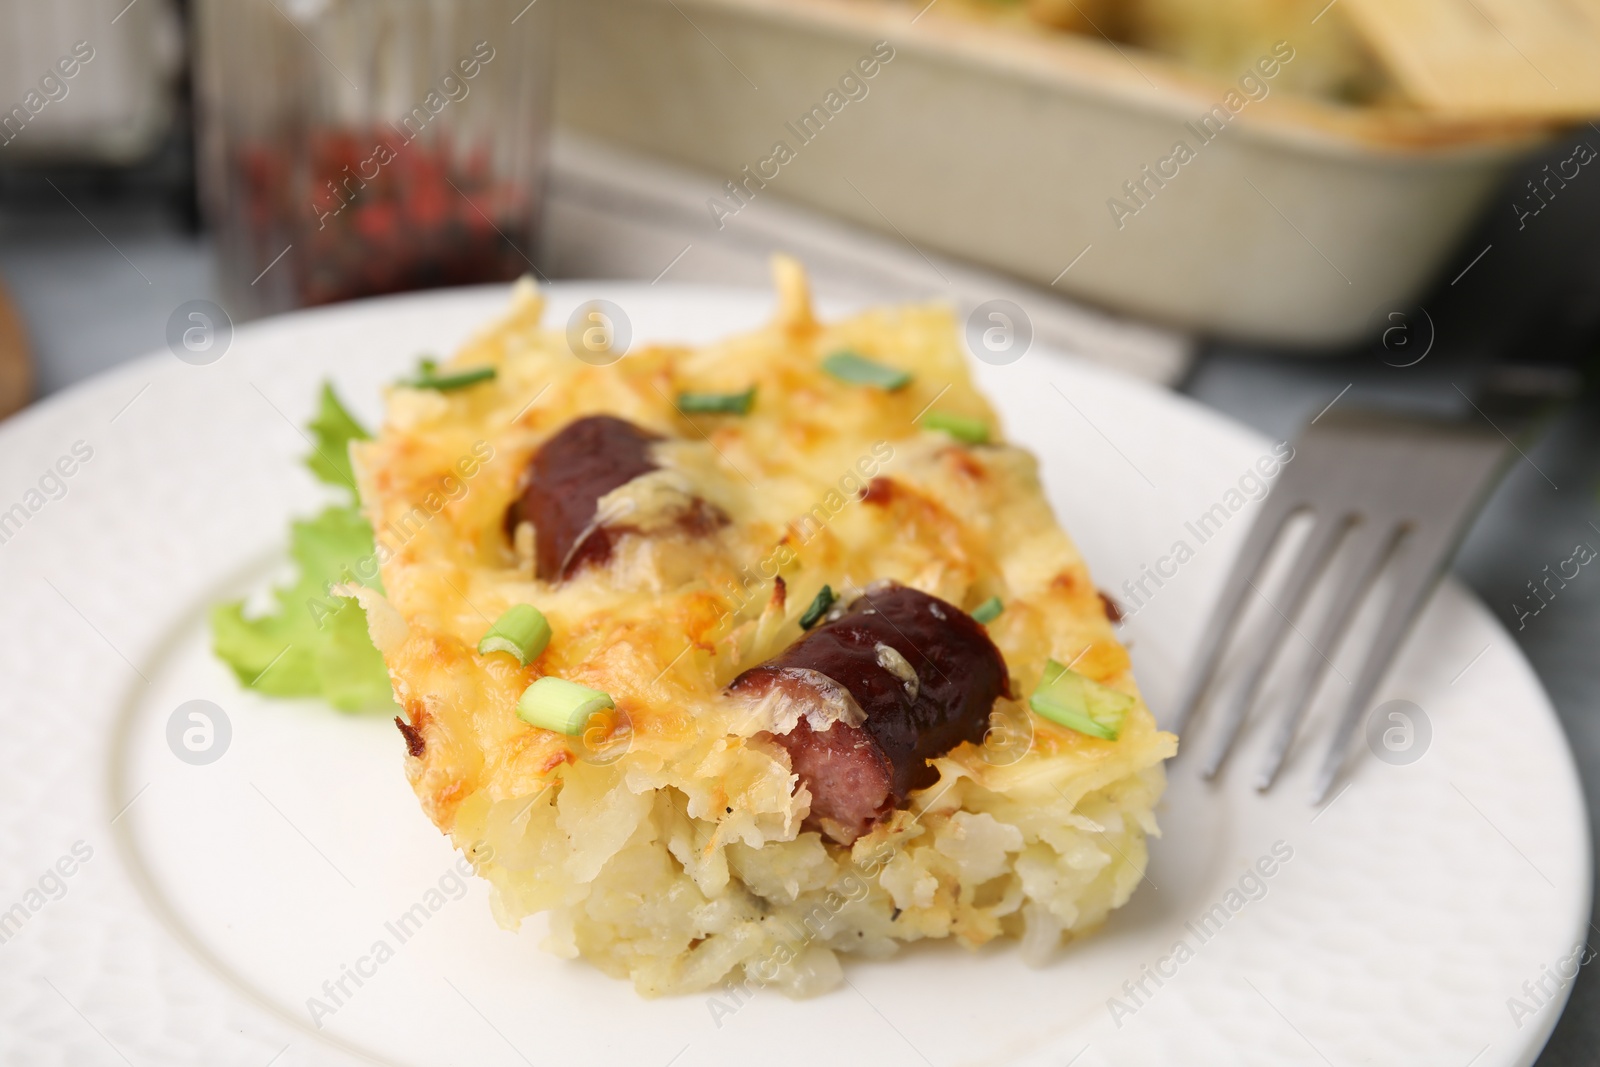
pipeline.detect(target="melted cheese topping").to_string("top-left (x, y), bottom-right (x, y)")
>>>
top-left (354, 258), bottom-right (1174, 842)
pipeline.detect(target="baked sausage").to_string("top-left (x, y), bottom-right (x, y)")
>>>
top-left (729, 583), bottom-right (1011, 844)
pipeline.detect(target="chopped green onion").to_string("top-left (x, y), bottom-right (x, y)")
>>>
top-left (922, 410), bottom-right (990, 445)
top-left (517, 676), bottom-right (615, 735)
top-left (477, 604), bottom-right (552, 666)
top-left (1028, 659), bottom-right (1134, 741)
top-left (418, 356), bottom-right (439, 376)
top-left (678, 386), bottom-right (756, 415)
top-left (799, 585), bottom-right (835, 630)
top-left (971, 596), bottom-right (1004, 624)
top-left (822, 351), bottom-right (912, 391)
top-left (405, 366), bottom-right (497, 391)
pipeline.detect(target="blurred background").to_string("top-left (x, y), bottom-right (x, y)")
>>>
top-left (0, 0), bottom-right (1596, 1058)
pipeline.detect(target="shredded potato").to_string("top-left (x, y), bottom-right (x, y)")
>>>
top-left (354, 258), bottom-right (1175, 996)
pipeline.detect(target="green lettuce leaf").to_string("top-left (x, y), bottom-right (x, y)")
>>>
top-left (304, 382), bottom-right (371, 490)
top-left (210, 384), bottom-right (395, 712)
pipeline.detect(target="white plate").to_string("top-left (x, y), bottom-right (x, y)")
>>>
top-left (0, 285), bottom-right (1588, 1067)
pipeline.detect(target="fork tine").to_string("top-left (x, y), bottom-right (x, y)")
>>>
top-left (1310, 527), bottom-right (1453, 803)
top-left (1171, 408), bottom-right (1513, 802)
top-left (1200, 514), bottom-right (1350, 779)
top-left (1254, 520), bottom-right (1401, 792)
top-left (1168, 497), bottom-right (1301, 738)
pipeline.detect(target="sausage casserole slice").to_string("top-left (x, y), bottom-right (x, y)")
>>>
top-left (352, 258), bottom-right (1176, 997)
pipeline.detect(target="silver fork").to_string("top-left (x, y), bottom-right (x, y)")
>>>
top-left (1169, 406), bottom-right (1515, 804)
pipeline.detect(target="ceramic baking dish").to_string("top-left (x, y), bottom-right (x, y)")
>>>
top-left (554, 0), bottom-right (1553, 346)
